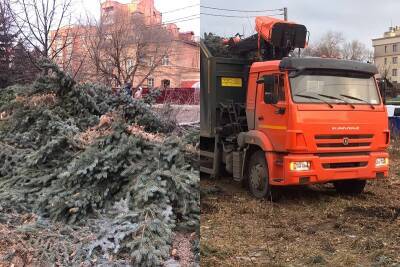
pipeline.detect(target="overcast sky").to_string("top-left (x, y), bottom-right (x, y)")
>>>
top-left (201, 0), bottom-right (400, 48)
top-left (75, 0), bottom-right (200, 35)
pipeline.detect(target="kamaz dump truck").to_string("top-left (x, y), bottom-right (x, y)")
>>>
top-left (200, 17), bottom-right (389, 198)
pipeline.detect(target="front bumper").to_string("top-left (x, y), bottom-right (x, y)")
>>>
top-left (270, 151), bottom-right (389, 186)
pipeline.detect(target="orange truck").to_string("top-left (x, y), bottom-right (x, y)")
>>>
top-left (200, 17), bottom-right (389, 198)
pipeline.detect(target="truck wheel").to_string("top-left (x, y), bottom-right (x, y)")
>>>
top-left (247, 151), bottom-right (270, 199)
top-left (333, 179), bottom-right (366, 195)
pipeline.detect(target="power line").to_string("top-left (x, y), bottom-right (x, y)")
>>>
top-left (163, 17), bottom-right (200, 25)
top-left (164, 14), bottom-right (199, 23)
top-left (200, 5), bottom-right (283, 13)
top-left (133, 15), bottom-right (199, 30)
top-left (161, 4), bottom-right (199, 14)
top-left (163, 15), bottom-right (200, 24)
top-left (200, 12), bottom-right (284, 19)
top-left (168, 17), bottom-right (200, 24)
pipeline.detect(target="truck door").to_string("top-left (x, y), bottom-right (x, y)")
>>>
top-left (255, 73), bottom-right (288, 152)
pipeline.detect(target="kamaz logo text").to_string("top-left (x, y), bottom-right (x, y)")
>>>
top-left (332, 126), bottom-right (360, 131)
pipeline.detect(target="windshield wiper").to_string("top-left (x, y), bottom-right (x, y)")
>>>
top-left (295, 94), bottom-right (334, 108)
top-left (340, 94), bottom-right (375, 109)
top-left (318, 93), bottom-right (355, 109)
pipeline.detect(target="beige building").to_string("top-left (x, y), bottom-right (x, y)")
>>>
top-left (372, 26), bottom-right (400, 84)
top-left (50, 0), bottom-right (199, 89)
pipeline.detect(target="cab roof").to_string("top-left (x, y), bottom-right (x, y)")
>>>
top-left (250, 57), bottom-right (378, 75)
top-left (280, 57), bottom-right (378, 75)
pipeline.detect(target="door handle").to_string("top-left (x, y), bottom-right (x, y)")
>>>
top-left (258, 115), bottom-right (264, 121)
top-left (274, 107), bottom-right (286, 115)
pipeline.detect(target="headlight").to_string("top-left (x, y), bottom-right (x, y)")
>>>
top-left (289, 161), bottom-right (311, 171)
top-left (375, 158), bottom-right (389, 167)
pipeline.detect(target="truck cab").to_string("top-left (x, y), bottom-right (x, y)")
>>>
top-left (240, 57), bottom-right (389, 197)
top-left (200, 17), bottom-right (389, 199)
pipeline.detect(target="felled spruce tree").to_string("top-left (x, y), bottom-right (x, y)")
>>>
top-left (0, 60), bottom-right (199, 266)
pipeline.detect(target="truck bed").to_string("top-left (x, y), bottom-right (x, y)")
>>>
top-left (200, 41), bottom-right (250, 137)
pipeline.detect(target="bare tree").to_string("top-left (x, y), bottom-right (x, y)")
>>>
top-left (342, 40), bottom-right (371, 62)
top-left (379, 64), bottom-right (391, 81)
top-left (82, 10), bottom-right (172, 88)
top-left (0, 0), bottom-right (15, 87)
top-left (377, 62), bottom-right (395, 98)
top-left (303, 31), bottom-right (344, 58)
top-left (302, 31), bottom-right (373, 63)
top-left (7, 0), bottom-right (75, 60)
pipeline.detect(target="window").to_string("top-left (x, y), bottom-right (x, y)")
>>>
top-left (66, 37), bottom-right (73, 56)
top-left (394, 44), bottom-right (398, 53)
top-left (81, 36), bottom-right (87, 48)
top-left (263, 74), bottom-right (285, 103)
top-left (162, 55), bottom-right (169, 66)
top-left (56, 38), bottom-right (63, 51)
top-left (103, 7), bottom-right (114, 25)
top-left (136, 57), bottom-right (145, 65)
top-left (393, 57), bottom-right (398, 64)
top-left (147, 77), bottom-right (155, 88)
top-left (55, 38), bottom-right (64, 60)
top-left (126, 59), bottom-right (134, 71)
top-left (384, 58), bottom-right (387, 65)
top-left (276, 75), bottom-right (285, 101)
top-left (148, 56), bottom-right (155, 67)
top-left (290, 70), bottom-right (380, 105)
top-left (103, 16), bottom-right (114, 25)
top-left (385, 45), bottom-right (387, 53)
top-left (162, 79), bottom-right (170, 88)
top-left (66, 44), bottom-right (73, 57)
top-left (393, 69), bottom-right (398, 77)
top-left (193, 52), bottom-right (200, 68)
top-left (106, 61), bottom-right (113, 73)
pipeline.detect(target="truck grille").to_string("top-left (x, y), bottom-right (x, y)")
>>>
top-left (315, 134), bottom-right (373, 149)
top-left (316, 152), bottom-right (370, 157)
top-left (322, 162), bottom-right (368, 169)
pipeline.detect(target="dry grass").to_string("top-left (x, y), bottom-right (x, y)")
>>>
top-left (0, 212), bottom-right (95, 267)
top-left (15, 93), bottom-right (57, 108)
top-left (201, 149), bottom-right (400, 266)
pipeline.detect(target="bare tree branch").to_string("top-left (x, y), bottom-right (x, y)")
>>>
top-left (8, 0), bottom-right (73, 59)
top-left (82, 9), bottom-right (172, 87)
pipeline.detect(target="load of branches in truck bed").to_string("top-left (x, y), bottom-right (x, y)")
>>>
top-left (0, 60), bottom-right (200, 266)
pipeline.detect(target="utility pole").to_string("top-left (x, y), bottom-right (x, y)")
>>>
top-left (283, 7), bottom-right (288, 21)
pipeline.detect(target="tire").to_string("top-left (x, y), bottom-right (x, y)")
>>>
top-left (333, 179), bottom-right (366, 195)
top-left (247, 151), bottom-right (271, 199)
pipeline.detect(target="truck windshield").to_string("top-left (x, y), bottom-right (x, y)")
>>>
top-left (290, 70), bottom-right (380, 105)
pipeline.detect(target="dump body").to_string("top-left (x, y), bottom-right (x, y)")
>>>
top-left (200, 42), bottom-right (250, 137)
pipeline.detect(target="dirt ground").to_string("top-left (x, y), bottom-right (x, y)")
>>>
top-left (201, 149), bottom-right (400, 266)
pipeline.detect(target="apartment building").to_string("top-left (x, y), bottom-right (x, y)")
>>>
top-left (372, 26), bottom-right (400, 84)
